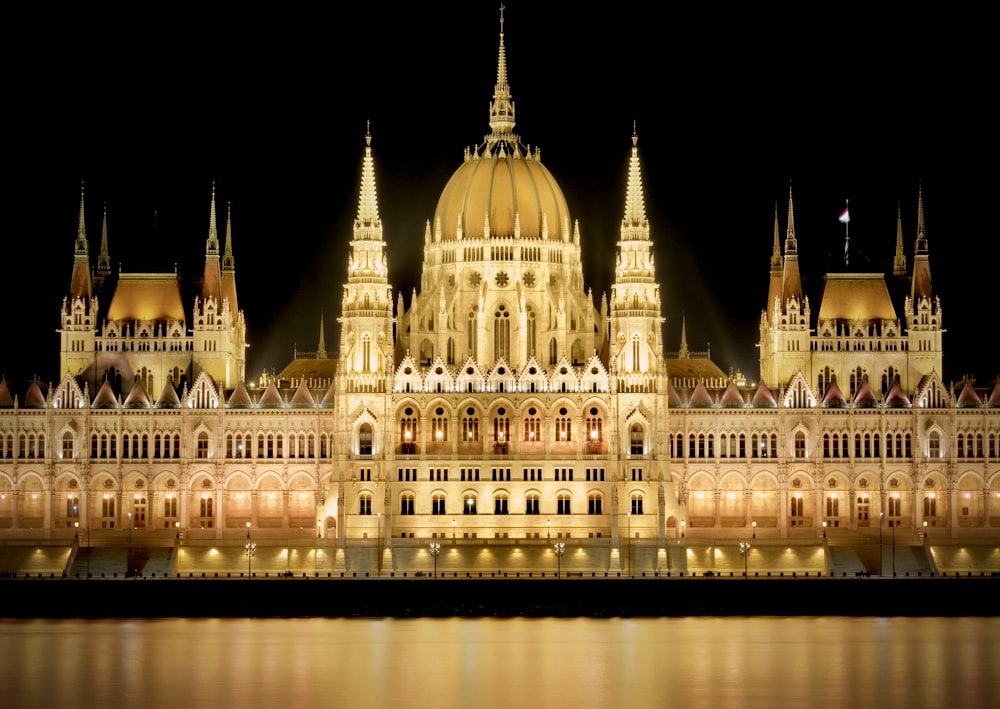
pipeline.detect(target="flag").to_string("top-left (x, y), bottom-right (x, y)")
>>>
top-left (838, 207), bottom-right (850, 223)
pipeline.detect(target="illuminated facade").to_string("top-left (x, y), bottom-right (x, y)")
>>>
top-left (1, 14), bottom-right (998, 577)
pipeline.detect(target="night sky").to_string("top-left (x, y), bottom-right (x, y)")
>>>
top-left (5, 4), bottom-right (995, 391)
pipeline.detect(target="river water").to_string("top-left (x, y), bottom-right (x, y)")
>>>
top-left (2, 616), bottom-right (997, 709)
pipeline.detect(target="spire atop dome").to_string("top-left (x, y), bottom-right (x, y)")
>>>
top-left (487, 4), bottom-right (518, 148)
top-left (356, 121), bottom-right (381, 230)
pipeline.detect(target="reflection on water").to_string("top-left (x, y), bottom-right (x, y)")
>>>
top-left (2, 617), bottom-right (997, 709)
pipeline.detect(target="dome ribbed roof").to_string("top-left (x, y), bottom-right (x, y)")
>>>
top-left (434, 149), bottom-right (570, 241)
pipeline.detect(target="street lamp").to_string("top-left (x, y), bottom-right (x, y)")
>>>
top-left (822, 521), bottom-right (827, 539)
top-left (627, 512), bottom-right (632, 578)
top-left (547, 518), bottom-right (551, 541)
top-left (245, 521), bottom-right (255, 577)
top-left (316, 520), bottom-right (322, 576)
top-left (879, 511), bottom-right (884, 576)
top-left (752, 520), bottom-right (756, 539)
top-left (739, 540), bottom-right (752, 577)
top-left (891, 514), bottom-right (896, 577)
top-left (554, 542), bottom-right (565, 577)
top-left (680, 519), bottom-right (685, 540)
top-left (127, 511), bottom-right (132, 578)
top-left (376, 512), bottom-right (382, 575)
top-left (430, 542), bottom-right (441, 578)
top-left (75, 521), bottom-right (90, 579)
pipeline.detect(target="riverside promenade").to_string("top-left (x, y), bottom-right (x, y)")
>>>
top-left (3, 575), bottom-right (997, 618)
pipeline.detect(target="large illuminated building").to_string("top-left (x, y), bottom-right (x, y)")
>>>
top-left (1, 14), bottom-right (998, 578)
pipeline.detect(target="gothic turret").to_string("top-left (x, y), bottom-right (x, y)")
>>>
top-left (192, 184), bottom-right (246, 388)
top-left (338, 127), bottom-right (394, 387)
top-left (610, 130), bottom-right (663, 379)
top-left (904, 183), bottom-right (943, 382)
top-left (60, 183), bottom-right (99, 378)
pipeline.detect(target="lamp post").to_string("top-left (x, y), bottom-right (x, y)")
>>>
top-left (547, 518), bottom-right (551, 541)
top-left (126, 511), bottom-right (132, 578)
top-left (245, 521), bottom-right (255, 577)
top-left (739, 540), bottom-right (752, 577)
top-left (452, 519), bottom-right (456, 544)
top-left (430, 542), bottom-right (441, 578)
top-left (376, 512), bottom-right (382, 575)
top-left (879, 511), bottom-right (884, 576)
top-left (554, 542), bottom-right (565, 578)
top-left (316, 520), bottom-right (322, 576)
top-left (822, 520), bottom-right (827, 539)
top-left (75, 521), bottom-right (90, 579)
top-left (627, 512), bottom-right (632, 578)
top-left (891, 515), bottom-right (896, 577)
top-left (751, 520), bottom-right (756, 539)
top-left (680, 519), bottom-right (685, 540)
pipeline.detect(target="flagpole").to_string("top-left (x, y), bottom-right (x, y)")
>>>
top-left (839, 200), bottom-right (850, 269)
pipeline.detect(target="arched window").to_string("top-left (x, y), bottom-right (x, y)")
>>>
top-left (557, 493), bottom-right (571, 515)
top-left (494, 305), bottom-right (510, 361)
top-left (432, 494), bottom-right (446, 515)
top-left (588, 493), bottom-right (602, 515)
top-left (525, 493), bottom-right (540, 515)
top-left (630, 492), bottom-right (643, 515)
top-left (463, 493), bottom-right (477, 515)
top-left (359, 423), bottom-right (373, 455)
top-left (526, 305), bottom-right (536, 357)
top-left (629, 423), bottom-right (644, 455)
top-left (555, 408), bottom-right (572, 442)
top-left (399, 493), bottom-right (415, 515)
top-left (462, 407), bottom-right (480, 442)
top-left (524, 407), bottom-right (541, 442)
top-left (62, 432), bottom-right (74, 459)
top-left (494, 493), bottom-right (509, 515)
top-left (928, 431), bottom-right (941, 458)
top-left (794, 431), bottom-right (806, 458)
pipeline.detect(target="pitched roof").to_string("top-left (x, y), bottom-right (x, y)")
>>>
top-left (226, 381), bottom-right (254, 409)
top-left (817, 273), bottom-right (898, 323)
top-left (123, 381), bottom-right (151, 409)
top-left (106, 273), bottom-right (185, 322)
top-left (155, 382), bottom-right (181, 409)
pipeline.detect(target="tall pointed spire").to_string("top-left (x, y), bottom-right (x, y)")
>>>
top-left (892, 200), bottom-right (907, 276)
top-left (356, 122), bottom-right (381, 232)
top-left (206, 181), bottom-right (220, 255)
top-left (96, 204), bottom-right (111, 278)
top-left (784, 182), bottom-right (797, 255)
top-left (222, 201), bottom-right (235, 272)
top-left (780, 182), bottom-right (802, 306)
top-left (220, 201), bottom-right (239, 314)
top-left (317, 312), bottom-right (327, 359)
top-left (201, 182), bottom-right (222, 305)
top-left (915, 181), bottom-right (928, 255)
top-left (679, 313), bottom-right (690, 359)
top-left (69, 181), bottom-right (93, 300)
top-left (622, 125), bottom-right (648, 233)
top-left (911, 182), bottom-right (932, 301)
top-left (766, 203), bottom-right (784, 318)
top-left (486, 4), bottom-right (517, 148)
top-left (770, 203), bottom-right (782, 269)
top-left (75, 181), bottom-right (88, 256)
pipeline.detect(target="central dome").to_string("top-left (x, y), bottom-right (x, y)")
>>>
top-left (434, 145), bottom-right (571, 241)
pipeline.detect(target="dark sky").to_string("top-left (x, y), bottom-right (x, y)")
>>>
top-left (5, 4), bottom-right (995, 390)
